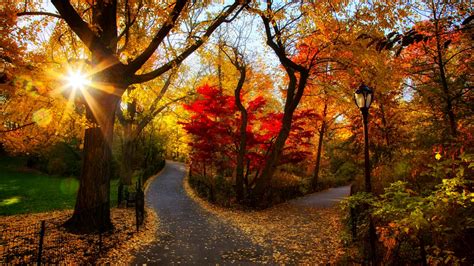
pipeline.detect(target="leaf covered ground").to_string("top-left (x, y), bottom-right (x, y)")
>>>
top-left (184, 178), bottom-right (347, 264)
top-left (0, 207), bottom-right (158, 264)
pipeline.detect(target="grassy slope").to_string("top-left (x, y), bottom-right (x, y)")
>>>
top-left (0, 157), bottom-right (119, 216)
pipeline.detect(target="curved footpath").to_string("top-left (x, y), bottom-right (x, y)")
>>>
top-left (133, 161), bottom-right (271, 264)
top-left (133, 161), bottom-right (350, 264)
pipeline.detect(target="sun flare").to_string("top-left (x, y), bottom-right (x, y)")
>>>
top-left (67, 70), bottom-right (90, 91)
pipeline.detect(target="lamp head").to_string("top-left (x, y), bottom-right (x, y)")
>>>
top-left (354, 84), bottom-right (374, 109)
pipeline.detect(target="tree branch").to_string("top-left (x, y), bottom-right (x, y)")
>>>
top-left (129, 1), bottom-right (245, 84)
top-left (126, 0), bottom-right (188, 73)
top-left (0, 122), bottom-right (35, 133)
top-left (51, 0), bottom-right (115, 61)
top-left (16, 11), bottom-right (62, 19)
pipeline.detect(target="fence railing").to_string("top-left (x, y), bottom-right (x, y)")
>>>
top-left (0, 181), bottom-right (146, 264)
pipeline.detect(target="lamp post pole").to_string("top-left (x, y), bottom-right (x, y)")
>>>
top-left (362, 106), bottom-right (376, 265)
top-left (362, 107), bottom-right (371, 193)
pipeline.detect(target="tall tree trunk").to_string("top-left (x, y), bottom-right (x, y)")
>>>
top-left (251, 107), bottom-right (296, 205)
top-left (250, 68), bottom-right (309, 207)
top-left (64, 90), bottom-right (120, 233)
top-left (312, 102), bottom-right (327, 189)
top-left (247, 3), bottom-right (312, 207)
top-left (234, 67), bottom-right (247, 202)
top-left (433, 2), bottom-right (457, 137)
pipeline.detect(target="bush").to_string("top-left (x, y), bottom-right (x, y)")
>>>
top-left (343, 153), bottom-right (474, 264)
top-left (38, 142), bottom-right (81, 177)
top-left (46, 158), bottom-right (69, 176)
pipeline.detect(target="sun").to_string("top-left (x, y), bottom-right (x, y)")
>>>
top-left (66, 70), bottom-right (90, 91)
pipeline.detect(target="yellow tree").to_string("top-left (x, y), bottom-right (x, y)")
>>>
top-left (14, 0), bottom-right (248, 232)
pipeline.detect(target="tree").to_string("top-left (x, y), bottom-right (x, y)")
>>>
top-left (15, 0), bottom-right (247, 232)
top-left (115, 66), bottom-right (191, 203)
top-left (220, 44), bottom-right (248, 202)
top-left (246, 1), bottom-right (350, 206)
top-left (359, 1), bottom-right (473, 141)
top-left (182, 84), bottom-right (315, 202)
top-left (398, 1), bottom-right (473, 139)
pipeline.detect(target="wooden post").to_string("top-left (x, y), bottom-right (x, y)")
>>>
top-left (37, 221), bottom-right (45, 266)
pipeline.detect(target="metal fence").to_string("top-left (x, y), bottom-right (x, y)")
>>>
top-left (0, 183), bottom-right (145, 264)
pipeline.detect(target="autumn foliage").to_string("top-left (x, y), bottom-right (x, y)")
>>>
top-left (181, 85), bottom-right (316, 198)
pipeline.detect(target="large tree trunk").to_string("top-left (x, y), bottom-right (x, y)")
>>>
top-left (312, 102), bottom-right (327, 189)
top-left (248, 4), bottom-right (312, 207)
top-left (251, 111), bottom-right (294, 205)
top-left (64, 89), bottom-right (120, 233)
top-left (250, 63), bottom-right (309, 207)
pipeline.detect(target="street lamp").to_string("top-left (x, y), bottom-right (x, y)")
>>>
top-left (354, 84), bottom-right (376, 264)
top-left (354, 84), bottom-right (374, 192)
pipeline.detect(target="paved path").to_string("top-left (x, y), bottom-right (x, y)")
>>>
top-left (133, 161), bottom-right (271, 265)
top-left (133, 161), bottom-right (351, 264)
top-left (289, 185), bottom-right (351, 208)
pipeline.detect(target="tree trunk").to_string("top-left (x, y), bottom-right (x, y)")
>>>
top-left (433, 4), bottom-right (457, 138)
top-left (250, 70), bottom-right (309, 207)
top-left (234, 69), bottom-right (247, 202)
top-left (118, 131), bottom-right (134, 206)
top-left (312, 102), bottom-right (327, 189)
top-left (379, 101), bottom-right (391, 149)
top-left (121, 124), bottom-right (134, 187)
top-left (251, 112), bottom-right (293, 205)
top-left (64, 90), bottom-right (119, 233)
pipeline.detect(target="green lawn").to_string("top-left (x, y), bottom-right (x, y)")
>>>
top-left (0, 157), bottom-right (120, 216)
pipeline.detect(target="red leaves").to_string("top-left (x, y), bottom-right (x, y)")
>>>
top-left (181, 84), bottom-right (317, 175)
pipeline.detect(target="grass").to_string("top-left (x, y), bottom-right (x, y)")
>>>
top-left (0, 156), bottom-right (121, 216)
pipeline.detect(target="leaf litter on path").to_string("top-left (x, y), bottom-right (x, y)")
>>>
top-left (184, 178), bottom-right (346, 264)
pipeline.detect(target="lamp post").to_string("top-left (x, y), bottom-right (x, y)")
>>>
top-left (354, 84), bottom-right (374, 193)
top-left (354, 84), bottom-right (376, 264)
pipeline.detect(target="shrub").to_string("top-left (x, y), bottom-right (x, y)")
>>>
top-left (42, 142), bottom-right (81, 176)
top-left (343, 153), bottom-right (474, 264)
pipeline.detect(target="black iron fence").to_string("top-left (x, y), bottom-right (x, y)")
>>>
top-left (0, 185), bottom-right (146, 264)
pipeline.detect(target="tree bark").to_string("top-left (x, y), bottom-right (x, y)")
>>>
top-left (234, 66), bottom-right (247, 202)
top-left (64, 89), bottom-right (120, 233)
top-left (312, 102), bottom-right (327, 189)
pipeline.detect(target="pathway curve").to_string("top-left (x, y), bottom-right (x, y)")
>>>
top-left (133, 161), bottom-right (271, 265)
top-left (289, 185), bottom-right (351, 208)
